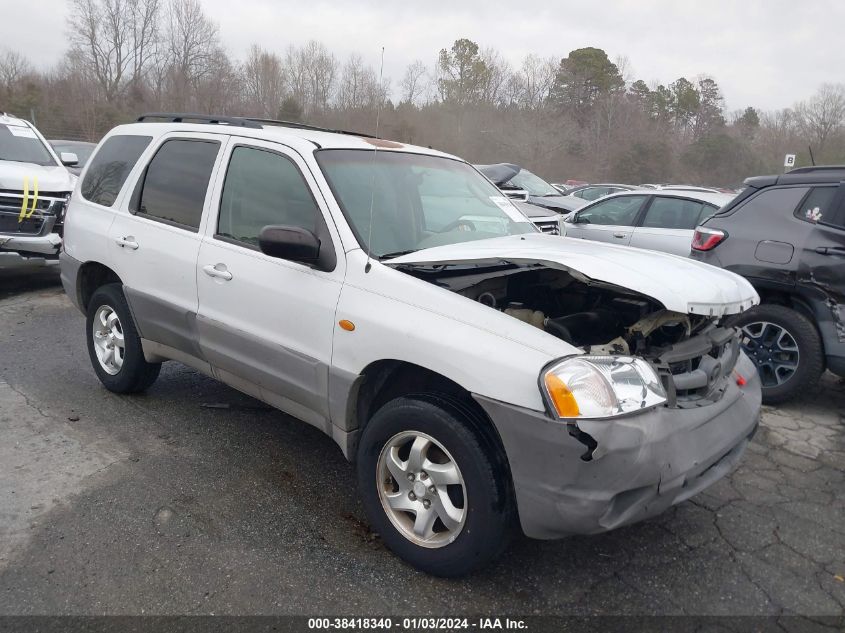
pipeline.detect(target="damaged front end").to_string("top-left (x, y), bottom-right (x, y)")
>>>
top-left (398, 259), bottom-right (761, 539)
top-left (0, 190), bottom-right (69, 262)
top-left (398, 261), bottom-right (746, 415)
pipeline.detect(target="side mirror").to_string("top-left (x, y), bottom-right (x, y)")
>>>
top-left (60, 152), bottom-right (79, 167)
top-left (259, 225), bottom-right (320, 264)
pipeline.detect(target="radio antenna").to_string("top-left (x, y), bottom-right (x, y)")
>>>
top-left (364, 46), bottom-right (385, 273)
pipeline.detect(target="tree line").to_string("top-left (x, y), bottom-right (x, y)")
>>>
top-left (2, 0), bottom-right (845, 187)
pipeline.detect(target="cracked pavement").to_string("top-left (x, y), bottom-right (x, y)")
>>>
top-left (0, 278), bottom-right (843, 616)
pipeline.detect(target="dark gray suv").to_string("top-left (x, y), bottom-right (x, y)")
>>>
top-left (691, 166), bottom-right (845, 403)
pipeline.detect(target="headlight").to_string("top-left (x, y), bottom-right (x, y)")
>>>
top-left (542, 355), bottom-right (667, 419)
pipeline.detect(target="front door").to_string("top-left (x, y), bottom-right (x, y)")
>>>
top-left (195, 139), bottom-right (345, 429)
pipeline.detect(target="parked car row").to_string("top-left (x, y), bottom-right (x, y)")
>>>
top-left (489, 161), bottom-right (844, 406)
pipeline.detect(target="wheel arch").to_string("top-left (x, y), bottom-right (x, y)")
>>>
top-left (77, 261), bottom-right (123, 311)
top-left (346, 359), bottom-right (511, 469)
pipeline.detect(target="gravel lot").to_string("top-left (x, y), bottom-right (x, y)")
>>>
top-left (0, 271), bottom-right (843, 616)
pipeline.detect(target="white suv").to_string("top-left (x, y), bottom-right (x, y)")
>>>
top-left (61, 113), bottom-right (762, 576)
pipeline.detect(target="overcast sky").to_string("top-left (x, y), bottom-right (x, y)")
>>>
top-left (3, 0), bottom-right (842, 111)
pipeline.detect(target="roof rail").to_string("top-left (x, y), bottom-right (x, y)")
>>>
top-left (244, 117), bottom-right (376, 138)
top-left (786, 165), bottom-right (845, 174)
top-left (135, 112), bottom-right (376, 138)
top-left (136, 113), bottom-right (262, 128)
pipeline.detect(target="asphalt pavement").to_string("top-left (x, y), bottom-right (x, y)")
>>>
top-left (0, 271), bottom-right (843, 616)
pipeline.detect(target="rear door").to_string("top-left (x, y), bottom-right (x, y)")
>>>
top-left (108, 133), bottom-right (225, 358)
top-left (629, 195), bottom-right (714, 256)
top-left (563, 194), bottom-right (647, 246)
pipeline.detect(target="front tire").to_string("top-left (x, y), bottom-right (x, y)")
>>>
top-left (731, 304), bottom-right (823, 404)
top-left (86, 283), bottom-right (161, 393)
top-left (356, 394), bottom-right (514, 577)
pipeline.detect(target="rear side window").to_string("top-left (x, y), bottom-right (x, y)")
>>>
top-left (137, 139), bottom-right (220, 231)
top-left (641, 197), bottom-right (708, 230)
top-left (81, 135), bottom-right (151, 206)
top-left (730, 186), bottom-right (808, 221)
top-left (795, 186), bottom-right (838, 224)
top-left (217, 146), bottom-right (319, 246)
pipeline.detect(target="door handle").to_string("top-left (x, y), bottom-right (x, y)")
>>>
top-left (115, 236), bottom-right (139, 250)
top-left (613, 232), bottom-right (627, 239)
top-left (815, 246), bottom-right (845, 255)
top-left (203, 264), bottom-right (233, 281)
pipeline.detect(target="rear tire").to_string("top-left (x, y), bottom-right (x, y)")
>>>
top-left (86, 283), bottom-right (161, 394)
top-left (730, 304), bottom-right (823, 404)
top-left (356, 394), bottom-right (514, 577)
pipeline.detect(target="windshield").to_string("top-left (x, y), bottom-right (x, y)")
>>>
top-left (51, 142), bottom-right (95, 167)
top-left (0, 124), bottom-right (56, 166)
top-left (505, 169), bottom-right (559, 197)
top-left (317, 150), bottom-right (535, 258)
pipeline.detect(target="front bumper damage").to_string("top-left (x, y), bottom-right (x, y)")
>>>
top-left (475, 352), bottom-right (761, 540)
top-left (0, 191), bottom-right (68, 264)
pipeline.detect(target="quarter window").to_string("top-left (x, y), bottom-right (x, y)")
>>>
top-left (641, 197), bottom-right (710, 230)
top-left (137, 139), bottom-right (220, 230)
top-left (81, 135), bottom-right (152, 207)
top-left (795, 186), bottom-right (838, 224)
top-left (576, 195), bottom-right (647, 226)
top-left (217, 146), bottom-right (320, 246)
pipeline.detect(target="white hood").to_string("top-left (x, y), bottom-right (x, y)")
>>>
top-left (0, 161), bottom-right (77, 194)
top-left (387, 234), bottom-right (758, 317)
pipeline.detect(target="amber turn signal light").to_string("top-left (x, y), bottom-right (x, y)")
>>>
top-left (544, 373), bottom-right (580, 417)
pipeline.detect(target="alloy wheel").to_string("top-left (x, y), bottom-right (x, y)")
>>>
top-left (92, 304), bottom-right (125, 375)
top-left (740, 321), bottom-right (800, 387)
top-left (376, 430), bottom-right (467, 548)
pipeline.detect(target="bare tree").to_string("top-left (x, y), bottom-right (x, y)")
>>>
top-left (130, 0), bottom-right (161, 89)
top-left (164, 0), bottom-right (221, 108)
top-left (795, 83), bottom-right (845, 154)
top-left (479, 47), bottom-right (510, 106)
top-left (0, 49), bottom-right (33, 91)
top-left (301, 41), bottom-right (337, 112)
top-left (517, 54), bottom-right (556, 109)
top-left (400, 60), bottom-right (427, 106)
top-left (243, 45), bottom-right (286, 117)
top-left (67, 0), bottom-right (132, 101)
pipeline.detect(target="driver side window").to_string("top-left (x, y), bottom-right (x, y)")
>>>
top-left (217, 145), bottom-right (319, 247)
top-left (577, 195), bottom-right (647, 226)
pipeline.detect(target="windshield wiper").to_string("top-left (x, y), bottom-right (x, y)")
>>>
top-left (378, 249), bottom-right (418, 260)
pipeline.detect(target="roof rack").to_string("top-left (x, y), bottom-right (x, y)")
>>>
top-left (136, 112), bottom-right (376, 138)
top-left (786, 165), bottom-right (845, 174)
top-left (244, 118), bottom-right (376, 139)
top-left (137, 113), bottom-right (262, 128)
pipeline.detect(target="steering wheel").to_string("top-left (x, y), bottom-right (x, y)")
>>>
top-left (439, 219), bottom-right (477, 233)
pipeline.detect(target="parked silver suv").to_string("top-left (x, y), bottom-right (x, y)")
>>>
top-left (61, 113), bottom-right (762, 576)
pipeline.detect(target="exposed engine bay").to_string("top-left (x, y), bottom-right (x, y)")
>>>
top-left (401, 263), bottom-right (742, 405)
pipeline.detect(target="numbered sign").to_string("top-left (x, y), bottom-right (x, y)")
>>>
top-left (784, 154), bottom-right (796, 168)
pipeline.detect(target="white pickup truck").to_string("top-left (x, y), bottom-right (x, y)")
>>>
top-left (60, 113), bottom-right (762, 576)
top-left (0, 113), bottom-right (78, 268)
